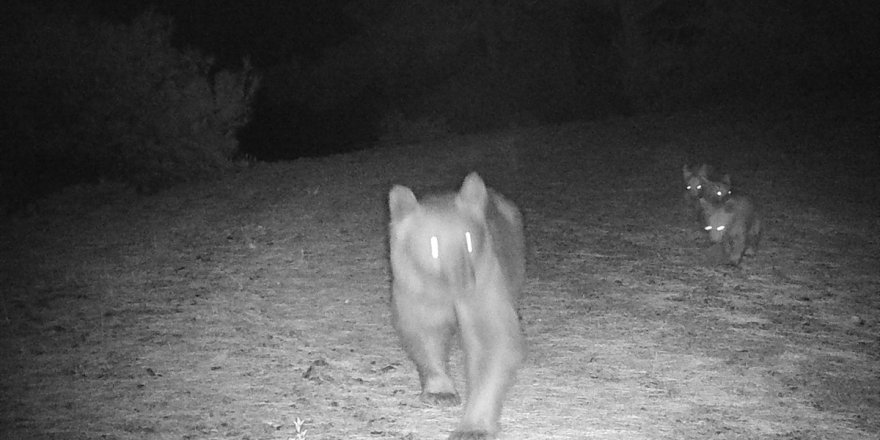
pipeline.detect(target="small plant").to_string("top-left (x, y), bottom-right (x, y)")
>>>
top-left (290, 417), bottom-right (307, 440)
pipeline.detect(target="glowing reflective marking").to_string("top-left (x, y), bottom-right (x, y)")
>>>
top-left (430, 236), bottom-right (439, 259)
top-left (465, 231), bottom-right (473, 253)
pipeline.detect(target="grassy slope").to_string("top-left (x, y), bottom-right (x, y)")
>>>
top-left (1, 107), bottom-right (878, 439)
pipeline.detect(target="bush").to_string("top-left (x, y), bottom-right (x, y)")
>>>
top-left (1, 7), bottom-right (259, 212)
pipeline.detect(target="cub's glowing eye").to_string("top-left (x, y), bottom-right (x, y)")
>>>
top-left (716, 191), bottom-right (723, 197)
top-left (465, 231), bottom-right (473, 253)
top-left (717, 225), bottom-right (725, 231)
top-left (430, 236), bottom-right (439, 259)
top-left (686, 185), bottom-right (692, 190)
top-left (704, 226), bottom-right (712, 231)
top-left (696, 184), bottom-right (702, 190)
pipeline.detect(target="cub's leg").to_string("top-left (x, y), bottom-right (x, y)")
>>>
top-left (393, 291), bottom-right (461, 405)
top-left (744, 218), bottom-right (762, 256)
top-left (726, 231), bottom-right (746, 266)
top-left (683, 192), bottom-right (703, 224)
top-left (450, 290), bottom-right (524, 439)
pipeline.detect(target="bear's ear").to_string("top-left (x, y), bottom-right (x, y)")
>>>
top-left (457, 172), bottom-right (489, 212)
top-left (389, 185), bottom-right (419, 221)
top-left (682, 164), bottom-right (692, 180)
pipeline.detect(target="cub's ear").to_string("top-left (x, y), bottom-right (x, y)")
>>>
top-left (682, 164), bottom-right (692, 180)
top-left (457, 172), bottom-right (488, 211)
top-left (722, 174), bottom-right (731, 185)
top-left (699, 198), bottom-right (712, 211)
top-left (697, 163), bottom-right (713, 178)
top-left (389, 185), bottom-right (419, 221)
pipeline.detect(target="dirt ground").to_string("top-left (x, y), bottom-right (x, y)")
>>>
top-left (1, 107), bottom-right (878, 439)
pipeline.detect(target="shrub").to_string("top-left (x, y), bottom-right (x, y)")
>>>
top-left (1, 7), bottom-right (260, 212)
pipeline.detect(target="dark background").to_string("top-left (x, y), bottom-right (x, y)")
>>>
top-left (60, 0), bottom-right (880, 157)
top-left (2, 0), bottom-right (878, 209)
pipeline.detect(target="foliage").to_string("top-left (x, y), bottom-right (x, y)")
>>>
top-left (275, 0), bottom-right (878, 148)
top-left (613, 0), bottom-right (880, 111)
top-left (1, 5), bottom-right (259, 212)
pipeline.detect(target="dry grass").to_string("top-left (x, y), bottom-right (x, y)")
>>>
top-left (1, 108), bottom-right (878, 439)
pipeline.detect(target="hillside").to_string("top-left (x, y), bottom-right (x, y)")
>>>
top-left (1, 108), bottom-right (878, 439)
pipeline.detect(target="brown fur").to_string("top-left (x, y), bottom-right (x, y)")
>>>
top-left (700, 195), bottom-right (762, 266)
top-left (388, 173), bottom-right (525, 440)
